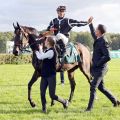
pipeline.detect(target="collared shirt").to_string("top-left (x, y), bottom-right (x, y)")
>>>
top-left (37, 47), bottom-right (56, 77)
top-left (97, 34), bottom-right (104, 39)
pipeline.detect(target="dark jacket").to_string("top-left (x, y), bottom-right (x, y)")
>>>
top-left (41, 48), bottom-right (56, 77)
top-left (47, 17), bottom-right (87, 37)
top-left (89, 23), bottom-right (111, 70)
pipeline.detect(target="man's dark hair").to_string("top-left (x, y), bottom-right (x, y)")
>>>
top-left (98, 24), bottom-right (107, 34)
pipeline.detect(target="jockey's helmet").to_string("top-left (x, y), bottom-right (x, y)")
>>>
top-left (56, 6), bottom-right (66, 12)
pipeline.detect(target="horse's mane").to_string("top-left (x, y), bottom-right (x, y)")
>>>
top-left (22, 26), bottom-right (36, 31)
top-left (21, 26), bottom-right (38, 35)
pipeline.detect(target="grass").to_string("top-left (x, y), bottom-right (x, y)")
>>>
top-left (0, 59), bottom-right (120, 120)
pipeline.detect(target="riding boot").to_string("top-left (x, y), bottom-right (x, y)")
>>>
top-left (57, 39), bottom-right (66, 62)
top-left (56, 39), bottom-right (66, 71)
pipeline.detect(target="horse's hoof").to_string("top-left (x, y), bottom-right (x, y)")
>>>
top-left (68, 99), bottom-right (71, 103)
top-left (51, 101), bottom-right (55, 106)
top-left (30, 101), bottom-right (36, 108)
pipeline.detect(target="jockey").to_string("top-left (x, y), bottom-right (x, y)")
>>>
top-left (47, 5), bottom-right (88, 61)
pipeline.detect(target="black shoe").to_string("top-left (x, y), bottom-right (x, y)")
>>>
top-left (42, 107), bottom-right (47, 113)
top-left (113, 100), bottom-right (120, 107)
top-left (85, 108), bottom-right (92, 112)
top-left (63, 99), bottom-right (69, 109)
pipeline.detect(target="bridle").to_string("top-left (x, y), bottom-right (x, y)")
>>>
top-left (17, 29), bottom-right (47, 53)
top-left (13, 23), bottom-right (58, 54)
top-left (14, 30), bottom-right (30, 52)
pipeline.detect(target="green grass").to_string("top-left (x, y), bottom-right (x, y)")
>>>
top-left (0, 59), bottom-right (120, 120)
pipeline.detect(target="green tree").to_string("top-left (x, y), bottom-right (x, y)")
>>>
top-left (75, 32), bottom-right (93, 50)
top-left (0, 32), bottom-right (14, 53)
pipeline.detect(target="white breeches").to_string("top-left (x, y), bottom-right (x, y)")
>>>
top-left (56, 33), bottom-right (69, 45)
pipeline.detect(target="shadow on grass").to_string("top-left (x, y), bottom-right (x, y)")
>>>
top-left (0, 108), bottom-right (52, 114)
top-left (0, 101), bottom-right (23, 105)
top-left (0, 103), bottom-right (87, 114)
top-left (0, 83), bottom-right (69, 87)
top-left (1, 105), bottom-right (111, 114)
top-left (0, 84), bottom-right (27, 87)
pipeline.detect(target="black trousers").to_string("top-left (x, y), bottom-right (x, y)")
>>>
top-left (40, 75), bottom-right (65, 108)
top-left (87, 68), bottom-right (117, 110)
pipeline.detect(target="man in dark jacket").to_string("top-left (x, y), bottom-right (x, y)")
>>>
top-left (86, 17), bottom-right (120, 111)
top-left (35, 37), bottom-right (68, 113)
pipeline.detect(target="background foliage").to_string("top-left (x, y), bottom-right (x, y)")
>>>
top-left (0, 31), bottom-right (120, 52)
top-left (0, 54), bottom-right (32, 64)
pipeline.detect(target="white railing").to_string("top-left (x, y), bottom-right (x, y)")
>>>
top-left (110, 51), bottom-right (120, 58)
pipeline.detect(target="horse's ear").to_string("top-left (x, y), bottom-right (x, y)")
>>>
top-left (17, 22), bottom-right (21, 29)
top-left (13, 23), bottom-right (16, 29)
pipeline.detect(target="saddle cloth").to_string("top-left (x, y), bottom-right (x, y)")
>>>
top-left (64, 42), bottom-right (81, 64)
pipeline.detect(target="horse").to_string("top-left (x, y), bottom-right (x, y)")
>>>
top-left (12, 22), bottom-right (92, 108)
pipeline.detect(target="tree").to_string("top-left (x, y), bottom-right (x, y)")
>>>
top-left (108, 33), bottom-right (120, 50)
top-left (75, 32), bottom-right (93, 50)
top-left (0, 32), bottom-right (14, 53)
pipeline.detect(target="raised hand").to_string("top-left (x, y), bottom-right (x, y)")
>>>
top-left (88, 16), bottom-right (93, 24)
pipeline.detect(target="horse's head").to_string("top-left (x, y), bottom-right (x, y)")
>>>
top-left (13, 22), bottom-right (41, 56)
top-left (13, 22), bottom-right (23, 56)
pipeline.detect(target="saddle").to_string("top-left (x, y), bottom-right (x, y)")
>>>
top-left (56, 42), bottom-right (81, 64)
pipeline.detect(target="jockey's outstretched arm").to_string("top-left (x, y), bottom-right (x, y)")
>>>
top-left (68, 19), bottom-right (88, 27)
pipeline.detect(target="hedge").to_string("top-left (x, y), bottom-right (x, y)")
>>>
top-left (0, 54), bottom-right (32, 64)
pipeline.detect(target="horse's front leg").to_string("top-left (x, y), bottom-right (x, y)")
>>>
top-left (67, 70), bottom-right (76, 103)
top-left (28, 70), bottom-right (40, 107)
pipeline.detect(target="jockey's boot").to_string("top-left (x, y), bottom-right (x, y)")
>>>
top-left (58, 39), bottom-right (66, 63)
top-left (56, 39), bottom-right (66, 71)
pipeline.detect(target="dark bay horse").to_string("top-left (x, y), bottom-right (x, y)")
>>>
top-left (13, 22), bottom-right (92, 107)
